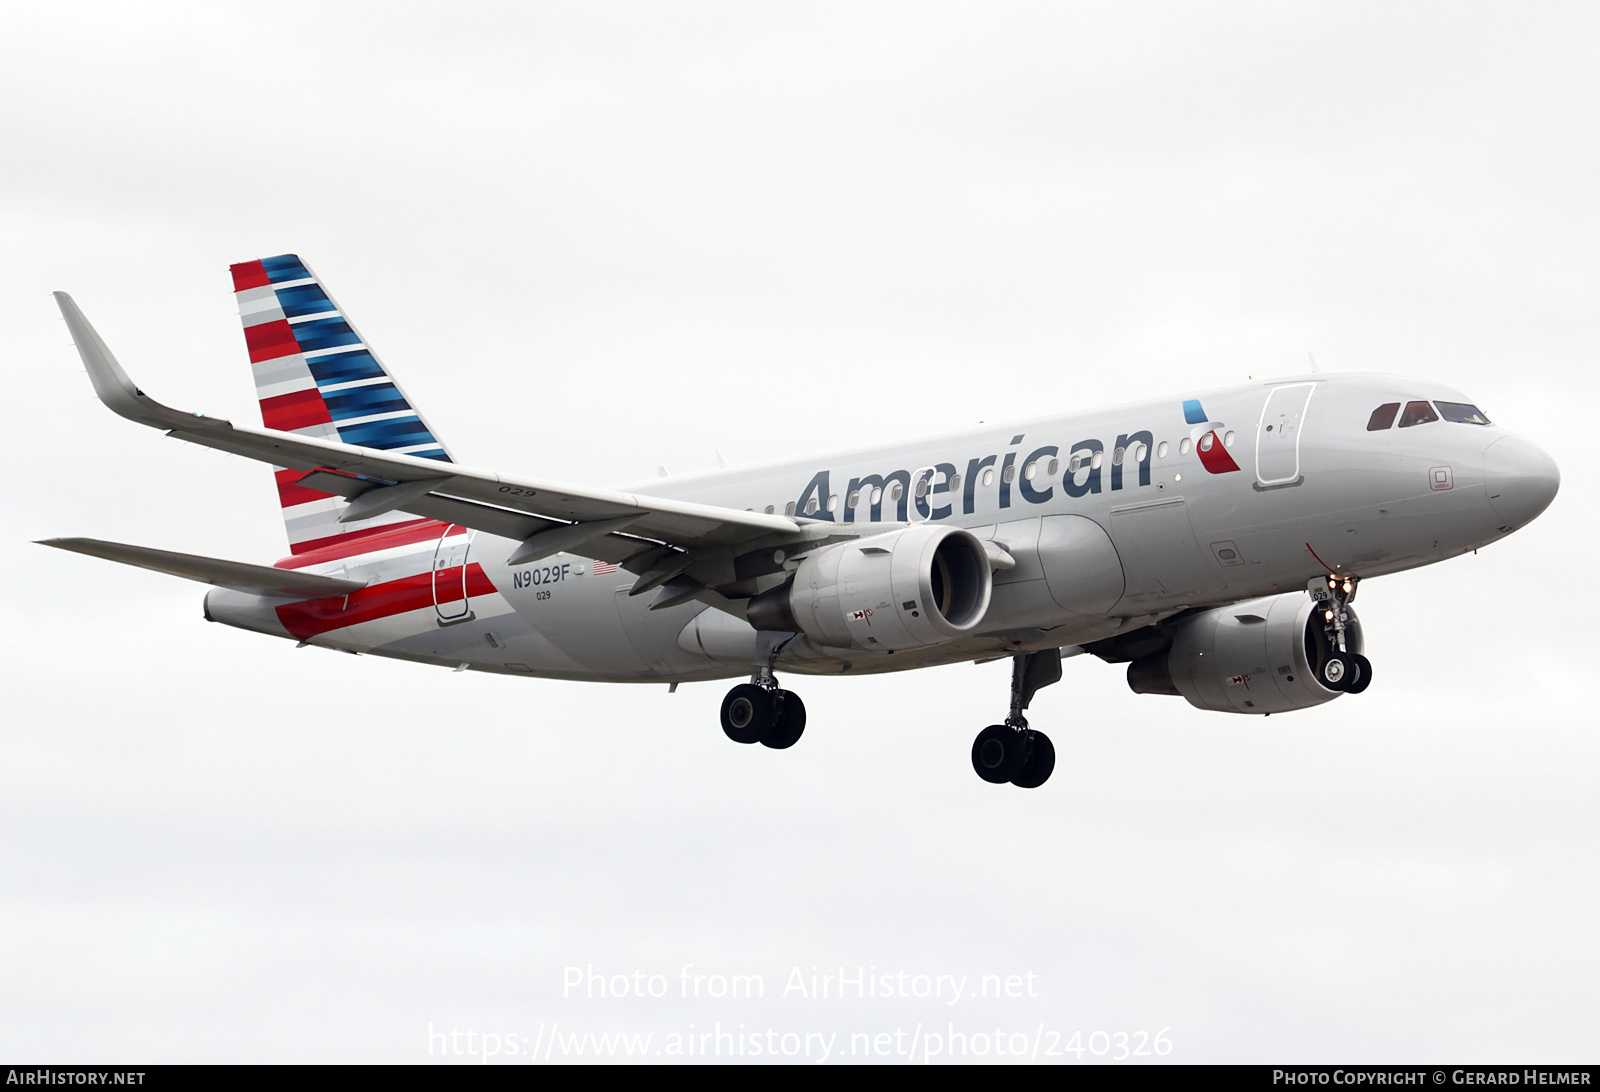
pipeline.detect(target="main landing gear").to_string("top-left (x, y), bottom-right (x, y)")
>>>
top-left (1309, 574), bottom-right (1372, 694)
top-left (971, 649), bottom-right (1062, 789)
top-left (720, 667), bottom-right (807, 750)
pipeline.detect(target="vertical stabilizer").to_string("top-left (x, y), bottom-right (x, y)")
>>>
top-left (229, 254), bottom-right (453, 556)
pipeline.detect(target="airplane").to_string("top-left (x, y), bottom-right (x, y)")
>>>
top-left (42, 254), bottom-right (1560, 789)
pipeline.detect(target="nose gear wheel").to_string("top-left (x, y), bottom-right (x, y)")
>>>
top-left (1308, 574), bottom-right (1371, 695)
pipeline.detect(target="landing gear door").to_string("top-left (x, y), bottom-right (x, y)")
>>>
top-left (1255, 382), bottom-right (1317, 488)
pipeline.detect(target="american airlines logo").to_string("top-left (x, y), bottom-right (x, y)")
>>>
top-left (792, 425), bottom-right (1164, 525)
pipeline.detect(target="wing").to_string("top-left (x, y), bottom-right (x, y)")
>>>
top-left (53, 291), bottom-right (831, 612)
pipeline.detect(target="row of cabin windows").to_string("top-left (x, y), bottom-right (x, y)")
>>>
top-left (1368, 400), bottom-right (1491, 431)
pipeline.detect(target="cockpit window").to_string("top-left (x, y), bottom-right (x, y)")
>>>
top-left (1366, 403), bottom-right (1401, 431)
top-left (1399, 400), bottom-right (1439, 428)
top-left (1435, 401), bottom-right (1491, 425)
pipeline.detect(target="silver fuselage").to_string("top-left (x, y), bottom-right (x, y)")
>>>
top-left (204, 372), bottom-right (1559, 683)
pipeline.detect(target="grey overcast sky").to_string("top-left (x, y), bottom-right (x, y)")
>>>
top-left (2, 1), bottom-right (1596, 1063)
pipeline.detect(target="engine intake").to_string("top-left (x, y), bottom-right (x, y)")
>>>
top-left (747, 525), bottom-right (992, 652)
top-left (1128, 592), bottom-right (1365, 714)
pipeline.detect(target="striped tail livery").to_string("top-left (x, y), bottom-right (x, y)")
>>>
top-left (230, 253), bottom-right (454, 556)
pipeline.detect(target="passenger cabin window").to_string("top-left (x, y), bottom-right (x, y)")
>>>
top-left (1436, 401), bottom-right (1491, 425)
top-left (1367, 403), bottom-right (1401, 430)
top-left (1398, 400), bottom-right (1439, 428)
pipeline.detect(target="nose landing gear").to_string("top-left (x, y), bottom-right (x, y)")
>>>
top-left (1310, 575), bottom-right (1371, 693)
top-left (971, 649), bottom-right (1061, 789)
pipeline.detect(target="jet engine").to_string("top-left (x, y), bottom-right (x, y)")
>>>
top-left (1127, 592), bottom-right (1365, 714)
top-left (746, 525), bottom-right (992, 652)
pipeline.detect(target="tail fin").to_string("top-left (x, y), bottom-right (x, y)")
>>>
top-left (229, 254), bottom-right (453, 556)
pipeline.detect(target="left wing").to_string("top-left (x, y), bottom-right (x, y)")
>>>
top-left (38, 538), bottom-right (368, 599)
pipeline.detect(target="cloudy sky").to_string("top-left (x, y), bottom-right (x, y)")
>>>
top-left (3, 1), bottom-right (1596, 1063)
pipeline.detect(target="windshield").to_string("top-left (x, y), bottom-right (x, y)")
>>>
top-left (1366, 403), bottom-right (1400, 431)
top-left (1435, 401), bottom-right (1491, 425)
top-left (1399, 400), bottom-right (1439, 428)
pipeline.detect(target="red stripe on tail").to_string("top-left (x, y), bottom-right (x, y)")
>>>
top-left (230, 261), bottom-right (271, 292)
top-left (261, 388), bottom-right (333, 431)
top-left (245, 319), bottom-right (302, 363)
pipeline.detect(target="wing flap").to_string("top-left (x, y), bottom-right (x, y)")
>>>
top-left (296, 469), bottom-right (560, 543)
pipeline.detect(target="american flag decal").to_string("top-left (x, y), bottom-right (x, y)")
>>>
top-left (592, 560), bottom-right (619, 576)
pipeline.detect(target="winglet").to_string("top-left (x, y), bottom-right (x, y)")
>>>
top-left (52, 291), bottom-right (226, 431)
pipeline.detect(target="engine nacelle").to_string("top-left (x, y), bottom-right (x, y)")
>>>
top-left (747, 525), bottom-right (992, 652)
top-left (1128, 592), bottom-right (1365, 714)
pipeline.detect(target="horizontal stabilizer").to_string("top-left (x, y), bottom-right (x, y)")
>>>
top-left (38, 538), bottom-right (366, 599)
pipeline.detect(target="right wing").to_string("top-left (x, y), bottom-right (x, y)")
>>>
top-left (54, 292), bottom-right (854, 613)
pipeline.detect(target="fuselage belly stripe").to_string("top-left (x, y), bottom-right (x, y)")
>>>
top-left (275, 563), bottom-right (499, 640)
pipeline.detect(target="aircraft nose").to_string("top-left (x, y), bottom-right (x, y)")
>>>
top-left (1482, 435), bottom-right (1559, 529)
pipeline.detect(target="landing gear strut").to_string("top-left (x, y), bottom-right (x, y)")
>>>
top-left (971, 649), bottom-right (1061, 788)
top-left (720, 662), bottom-right (806, 750)
top-left (1309, 574), bottom-right (1371, 694)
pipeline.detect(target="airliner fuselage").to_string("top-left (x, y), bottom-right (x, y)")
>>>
top-left (204, 371), bottom-right (1551, 683)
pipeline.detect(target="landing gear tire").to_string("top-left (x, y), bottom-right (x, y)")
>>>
top-left (971, 724), bottom-right (1031, 784)
top-left (721, 683), bottom-right (773, 744)
top-left (1319, 651), bottom-right (1357, 692)
top-left (760, 690), bottom-right (806, 750)
top-left (1348, 653), bottom-right (1373, 695)
top-left (1010, 731), bottom-right (1055, 789)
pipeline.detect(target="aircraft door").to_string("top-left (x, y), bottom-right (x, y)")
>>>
top-left (1255, 382), bottom-right (1317, 487)
top-left (432, 524), bottom-right (476, 624)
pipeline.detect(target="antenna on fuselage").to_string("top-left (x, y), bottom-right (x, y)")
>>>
top-left (1308, 351), bottom-right (1324, 374)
